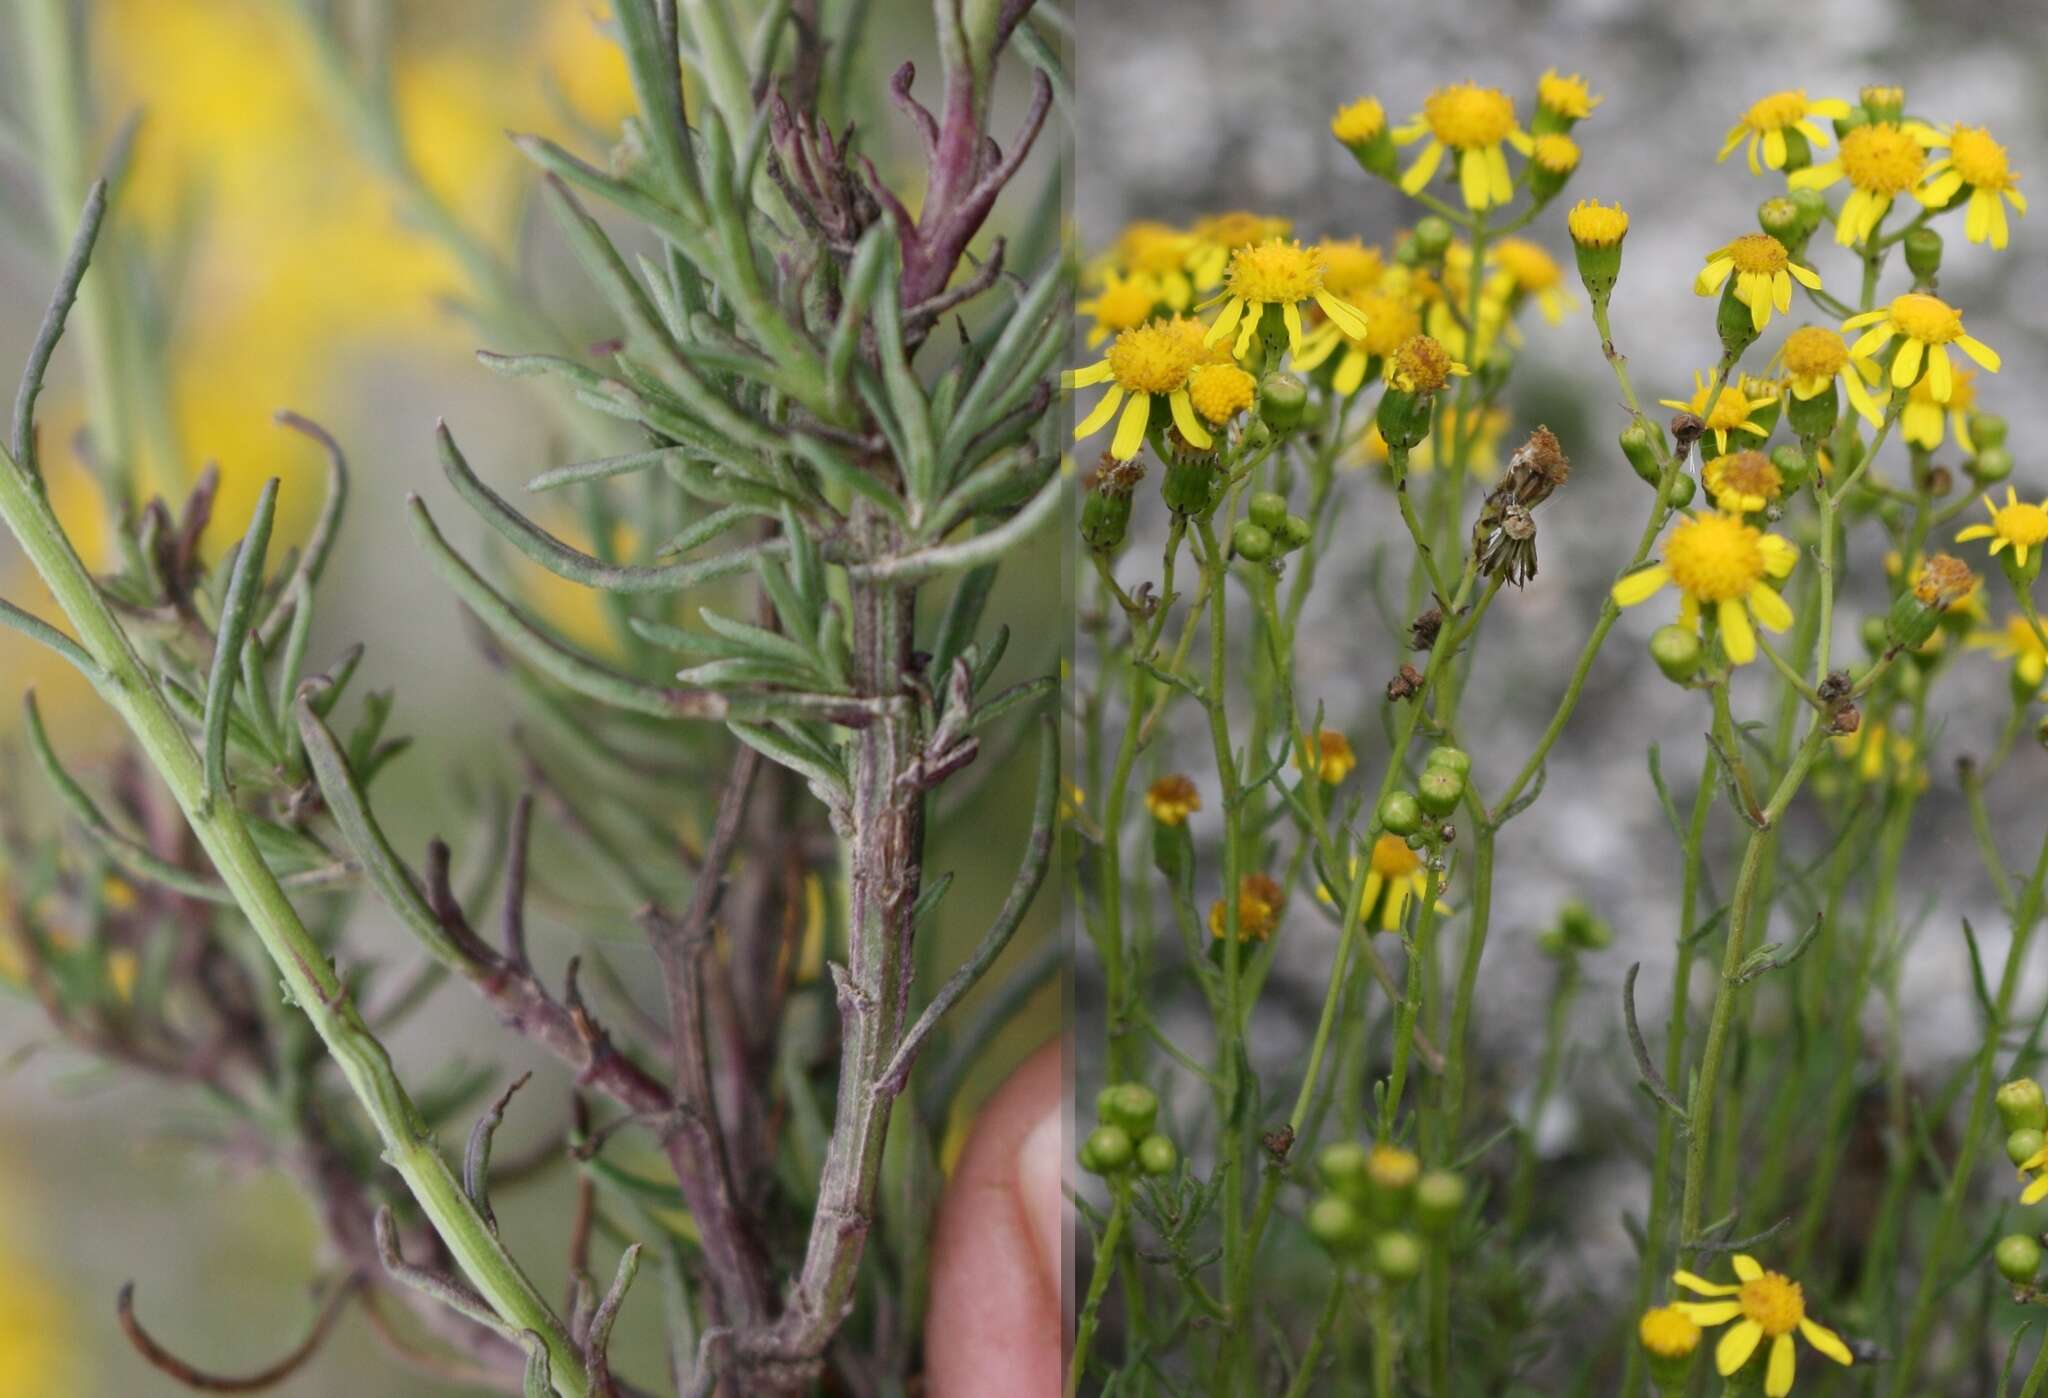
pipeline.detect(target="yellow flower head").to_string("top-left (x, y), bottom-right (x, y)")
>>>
top-left (1721, 90), bottom-right (1853, 175)
top-left (1492, 238), bottom-right (1574, 323)
top-left (1294, 290), bottom-right (1422, 396)
top-left (1210, 871), bottom-right (1284, 942)
top-left (1186, 211), bottom-right (1294, 288)
top-left (1695, 233), bottom-right (1822, 333)
top-left (1068, 317), bottom-right (1215, 460)
top-left (1639, 1306), bottom-right (1702, 1360)
top-left (1971, 614), bottom-right (2048, 695)
top-left (1922, 124), bottom-right (2027, 249)
top-left (1703, 450), bottom-right (1784, 515)
top-left (1566, 199), bottom-right (1629, 248)
top-left (1332, 97), bottom-right (1387, 146)
top-left (1077, 271), bottom-right (1161, 346)
top-left (1538, 70), bottom-right (1602, 121)
top-left (1902, 364), bottom-right (1975, 452)
top-left (1671, 1255), bottom-right (1853, 1397)
top-left (1145, 774), bottom-right (1201, 826)
top-left (1188, 363), bottom-right (1257, 425)
top-left (1389, 335), bottom-right (1470, 394)
top-left (1957, 487), bottom-right (2048, 570)
top-left (1316, 832), bottom-right (1439, 931)
top-left (1614, 512), bottom-right (1799, 665)
top-left (1367, 1144), bottom-right (1421, 1189)
top-left (1659, 371), bottom-right (1779, 454)
top-left (1394, 82), bottom-right (1533, 211)
top-left (1842, 292), bottom-right (2000, 403)
top-left (1774, 326), bottom-right (1888, 427)
top-left (1295, 729), bottom-right (1357, 784)
top-left (1531, 133), bottom-right (1581, 175)
top-left (1202, 239), bottom-right (1369, 358)
top-left (1318, 238), bottom-right (1388, 297)
top-left (1791, 121), bottom-right (1940, 245)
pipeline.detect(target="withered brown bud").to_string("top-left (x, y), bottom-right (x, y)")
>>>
top-left (1829, 703), bottom-right (1862, 737)
top-left (1386, 664), bottom-right (1425, 702)
top-left (1409, 607), bottom-right (1444, 651)
top-left (1817, 671), bottom-right (1853, 704)
top-left (1669, 412), bottom-right (1706, 455)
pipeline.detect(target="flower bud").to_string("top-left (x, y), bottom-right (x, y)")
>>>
top-left (1081, 458), bottom-right (1141, 552)
top-left (1621, 419), bottom-right (1666, 486)
top-left (1999, 1234), bottom-right (2044, 1286)
top-left (1376, 385), bottom-right (1433, 452)
top-left (1664, 472), bottom-right (1696, 510)
top-left (1260, 372), bottom-right (1308, 431)
top-left (1639, 1306), bottom-right (1702, 1392)
top-left (2008, 1127), bottom-right (2046, 1169)
top-left (1099, 1082), bottom-right (1160, 1135)
top-left (1414, 1169), bottom-right (1467, 1233)
top-left (1231, 521), bottom-right (1275, 562)
top-left (1248, 491), bottom-right (1289, 531)
top-left (2000, 1079), bottom-right (2048, 1134)
top-left (1424, 745), bottom-right (1471, 779)
top-left (1137, 1133), bottom-right (1179, 1177)
top-left (1276, 514), bottom-right (1314, 553)
top-left (1081, 1124), bottom-right (1133, 1174)
top-left (1559, 898), bottom-right (1610, 950)
top-left (1758, 196), bottom-right (1812, 258)
top-left (1410, 216), bottom-right (1454, 262)
top-left (1788, 187), bottom-right (1828, 236)
top-left (1162, 457), bottom-right (1222, 516)
top-left (1307, 1194), bottom-right (1371, 1255)
top-left (1769, 443), bottom-right (1814, 489)
top-left (1862, 84), bottom-right (1906, 124)
top-left (1566, 201), bottom-right (1628, 307)
top-left (1715, 282), bottom-right (1762, 361)
top-left (1971, 443), bottom-right (2015, 485)
top-left (1417, 766), bottom-right (1464, 817)
top-left (1316, 1141), bottom-right (1372, 1199)
top-left (1332, 97), bottom-right (1398, 179)
top-left (1372, 1230), bottom-right (1425, 1282)
top-left (1972, 412), bottom-right (2010, 449)
top-left (1365, 1144), bottom-right (1421, 1222)
top-left (1650, 625), bottom-right (1702, 683)
top-left (1904, 226), bottom-right (1943, 282)
top-left (1786, 383), bottom-right (1838, 441)
top-left (1378, 790), bottom-right (1423, 837)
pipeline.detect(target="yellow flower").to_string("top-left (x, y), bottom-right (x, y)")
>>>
top-left (1639, 1306), bottom-right (1702, 1360)
top-left (1068, 318), bottom-right (1215, 460)
top-left (1660, 372), bottom-right (1778, 454)
top-left (1702, 451), bottom-right (1784, 515)
top-left (1144, 774), bottom-right (1201, 826)
top-left (1791, 121), bottom-right (1941, 245)
top-left (1695, 234), bottom-right (1822, 333)
top-left (1921, 124), bottom-right (2027, 249)
top-left (1202, 240), bottom-right (1369, 359)
top-left (1388, 335), bottom-right (1470, 394)
top-left (1294, 290), bottom-right (1421, 396)
top-left (1188, 363), bottom-right (1258, 425)
top-left (1774, 325), bottom-right (1887, 428)
top-left (1210, 872), bottom-right (1285, 942)
top-left (1294, 730), bottom-right (1357, 785)
top-left (1530, 133), bottom-right (1580, 176)
top-left (1537, 69), bottom-right (1602, 122)
top-left (1318, 238), bottom-right (1388, 298)
top-left (1721, 90), bottom-right (1853, 174)
top-left (1368, 1144), bottom-right (1420, 1189)
top-left (1566, 199), bottom-right (1629, 248)
top-left (1095, 221), bottom-right (1199, 309)
top-left (1957, 488), bottom-right (2048, 569)
top-left (2020, 1138), bottom-right (2048, 1203)
top-left (1320, 835), bottom-right (1440, 932)
top-left (1187, 211), bottom-right (1293, 289)
top-left (1394, 82), bottom-right (1534, 211)
top-left (1901, 364), bottom-right (1976, 452)
top-left (1492, 238), bottom-right (1574, 323)
top-left (1671, 1256), bottom-right (1853, 1396)
top-left (1971, 614), bottom-right (2048, 695)
top-left (1613, 512), bottom-right (1799, 665)
top-left (1077, 270), bottom-right (1163, 346)
top-left (1843, 293), bottom-right (2000, 403)
top-left (1331, 97), bottom-right (1387, 146)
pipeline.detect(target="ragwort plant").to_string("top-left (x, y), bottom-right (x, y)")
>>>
top-left (1071, 72), bottom-right (2048, 1396)
top-left (0, 2), bottom-right (1066, 1393)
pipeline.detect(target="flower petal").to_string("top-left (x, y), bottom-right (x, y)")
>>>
top-left (1110, 391), bottom-right (1152, 461)
top-left (1675, 1269), bottom-right (1741, 1296)
top-left (1749, 583), bottom-right (1793, 633)
top-left (1074, 385), bottom-right (1125, 440)
top-left (1732, 1255), bottom-right (1764, 1282)
top-left (1717, 1319), bottom-right (1764, 1377)
top-left (1612, 566), bottom-right (1671, 608)
top-left (1719, 597), bottom-right (1757, 665)
top-left (1800, 1318), bottom-right (1854, 1366)
top-left (1766, 1332), bottom-right (1796, 1398)
top-left (1169, 390), bottom-right (1213, 450)
top-left (1957, 335), bottom-right (2002, 372)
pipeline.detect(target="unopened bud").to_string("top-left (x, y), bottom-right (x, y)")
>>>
top-left (1259, 372), bottom-right (1307, 431)
top-left (1231, 521), bottom-right (1275, 562)
top-left (1373, 1230), bottom-right (1425, 1282)
top-left (1378, 790), bottom-right (1423, 836)
top-left (1650, 625), bottom-right (1702, 683)
top-left (1081, 1124), bottom-right (1134, 1174)
top-left (1621, 419), bottom-right (1666, 486)
top-left (1307, 1194), bottom-right (1370, 1254)
top-left (1997, 1234), bottom-right (2044, 1286)
top-left (1999, 1079), bottom-right (2048, 1134)
top-left (1972, 443), bottom-right (2015, 485)
top-left (2007, 1127), bottom-right (2045, 1168)
top-left (1904, 227), bottom-right (1944, 282)
top-left (1411, 216), bottom-right (1454, 262)
top-left (1137, 1133), bottom-right (1178, 1176)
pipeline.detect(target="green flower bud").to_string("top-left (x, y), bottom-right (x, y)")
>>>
top-left (1650, 625), bottom-right (1702, 683)
top-left (1081, 485), bottom-right (1136, 553)
top-left (1664, 472), bottom-right (1696, 510)
top-left (1414, 1170), bottom-right (1467, 1233)
top-left (1998, 1234), bottom-right (2044, 1286)
top-left (1621, 419), bottom-right (1666, 486)
top-left (1769, 443), bottom-right (1813, 489)
top-left (2008, 1127), bottom-right (2046, 1169)
top-left (1276, 514), bottom-right (1314, 553)
top-left (1365, 1144), bottom-right (1421, 1222)
top-left (1862, 84), bottom-right (1905, 123)
top-left (1376, 386), bottom-right (1433, 452)
top-left (1082, 1124), bottom-right (1133, 1174)
top-left (1260, 372), bottom-right (1308, 431)
top-left (1378, 790), bottom-right (1423, 837)
top-left (1248, 491), bottom-right (1289, 531)
top-left (1788, 187), bottom-right (1828, 235)
top-left (1100, 1082), bottom-right (1160, 1135)
top-left (1411, 216), bottom-right (1454, 262)
top-left (1715, 283), bottom-right (1762, 361)
top-left (1786, 383), bottom-right (1838, 441)
top-left (1372, 1230), bottom-right (1425, 1282)
top-left (1137, 1133), bottom-right (1178, 1177)
top-left (1972, 443), bottom-right (2015, 485)
top-left (1417, 766), bottom-right (1464, 817)
top-left (1972, 413), bottom-right (2010, 449)
top-left (1424, 745), bottom-right (1471, 779)
top-left (1758, 196), bottom-right (1803, 243)
top-left (1231, 521), bottom-right (1275, 562)
top-left (1904, 227), bottom-right (1944, 282)
top-left (1559, 898), bottom-right (1607, 950)
top-left (2000, 1080), bottom-right (2048, 1134)
top-left (1162, 456), bottom-right (1222, 516)
top-left (1316, 1141), bottom-right (1373, 1198)
top-left (1307, 1194), bottom-right (1371, 1255)
top-left (1537, 928), bottom-right (1572, 958)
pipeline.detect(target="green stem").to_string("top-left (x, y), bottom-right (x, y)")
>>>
top-left (1067, 1180), bottom-right (1131, 1398)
